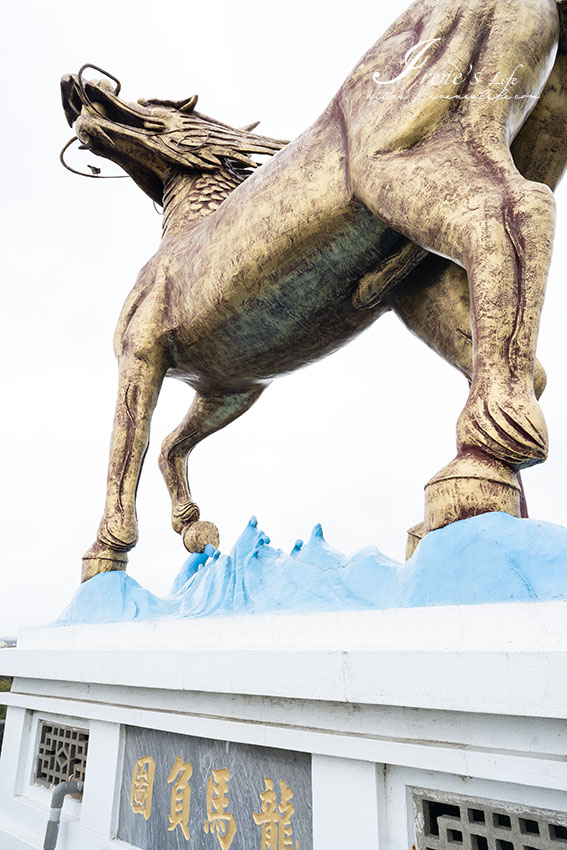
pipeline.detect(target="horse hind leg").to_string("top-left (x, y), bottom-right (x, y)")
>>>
top-left (353, 139), bottom-right (555, 531)
top-left (158, 386), bottom-right (265, 553)
top-left (390, 255), bottom-right (547, 555)
top-left (426, 175), bottom-right (553, 531)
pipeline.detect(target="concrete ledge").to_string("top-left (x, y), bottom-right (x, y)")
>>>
top-left (1, 602), bottom-right (567, 718)
top-left (2, 648), bottom-right (567, 717)
top-left (16, 600), bottom-right (567, 652)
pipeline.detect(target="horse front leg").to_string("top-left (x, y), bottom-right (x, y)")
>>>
top-left (82, 352), bottom-right (166, 582)
top-left (158, 386), bottom-right (265, 553)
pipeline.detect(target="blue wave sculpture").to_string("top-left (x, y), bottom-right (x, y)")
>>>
top-left (55, 513), bottom-right (567, 625)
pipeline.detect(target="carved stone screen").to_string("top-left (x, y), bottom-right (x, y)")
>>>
top-left (34, 721), bottom-right (89, 788)
top-left (118, 726), bottom-right (312, 850)
top-left (414, 789), bottom-right (567, 850)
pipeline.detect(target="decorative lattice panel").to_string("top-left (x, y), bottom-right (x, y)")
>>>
top-left (34, 722), bottom-right (89, 788)
top-left (414, 790), bottom-right (567, 850)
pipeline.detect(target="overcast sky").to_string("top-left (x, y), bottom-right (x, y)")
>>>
top-left (2, 0), bottom-right (566, 634)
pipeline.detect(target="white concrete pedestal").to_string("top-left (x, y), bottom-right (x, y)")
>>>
top-left (1, 602), bottom-right (566, 849)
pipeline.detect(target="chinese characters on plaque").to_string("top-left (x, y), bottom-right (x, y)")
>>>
top-left (167, 756), bottom-right (193, 840)
top-left (119, 727), bottom-right (312, 850)
top-left (130, 756), bottom-right (155, 820)
top-left (131, 757), bottom-right (299, 849)
top-left (253, 778), bottom-right (298, 850)
top-left (204, 769), bottom-right (237, 849)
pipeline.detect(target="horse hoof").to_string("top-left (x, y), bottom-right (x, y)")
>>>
top-left (405, 522), bottom-right (424, 559)
top-left (81, 542), bottom-right (128, 583)
top-left (182, 521), bottom-right (220, 553)
top-left (424, 453), bottom-right (521, 533)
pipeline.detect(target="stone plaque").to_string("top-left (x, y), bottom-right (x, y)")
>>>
top-left (117, 725), bottom-right (312, 849)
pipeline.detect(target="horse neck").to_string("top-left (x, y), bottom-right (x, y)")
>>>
top-left (161, 166), bottom-right (243, 237)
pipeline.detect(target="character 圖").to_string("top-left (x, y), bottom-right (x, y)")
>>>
top-left (130, 756), bottom-right (155, 821)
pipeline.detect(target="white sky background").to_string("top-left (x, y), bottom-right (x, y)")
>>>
top-left (1, 0), bottom-right (566, 634)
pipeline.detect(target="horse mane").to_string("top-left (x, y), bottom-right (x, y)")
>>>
top-left (141, 95), bottom-right (288, 173)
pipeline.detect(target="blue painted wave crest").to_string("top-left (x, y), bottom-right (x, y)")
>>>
top-left (55, 513), bottom-right (567, 625)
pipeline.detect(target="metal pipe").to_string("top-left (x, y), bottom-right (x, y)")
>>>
top-left (43, 781), bottom-right (84, 850)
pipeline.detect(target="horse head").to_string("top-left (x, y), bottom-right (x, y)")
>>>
top-left (60, 66), bottom-right (287, 205)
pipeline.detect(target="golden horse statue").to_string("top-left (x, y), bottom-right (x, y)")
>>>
top-left (61, 0), bottom-right (567, 582)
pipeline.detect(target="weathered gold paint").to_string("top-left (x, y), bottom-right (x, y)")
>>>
top-left (167, 756), bottom-right (193, 840)
top-left (60, 0), bottom-right (567, 582)
top-left (252, 778), bottom-right (298, 850)
top-left (130, 756), bottom-right (155, 820)
top-left (204, 768), bottom-right (237, 850)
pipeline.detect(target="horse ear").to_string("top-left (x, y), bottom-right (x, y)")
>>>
top-left (179, 94), bottom-right (198, 113)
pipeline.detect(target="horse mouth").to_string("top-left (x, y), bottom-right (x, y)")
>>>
top-left (60, 73), bottom-right (157, 131)
top-left (61, 74), bottom-right (84, 127)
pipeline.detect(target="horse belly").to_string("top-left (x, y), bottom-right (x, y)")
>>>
top-left (169, 206), bottom-right (400, 391)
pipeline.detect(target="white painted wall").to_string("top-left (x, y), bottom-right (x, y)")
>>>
top-left (1, 612), bottom-right (567, 848)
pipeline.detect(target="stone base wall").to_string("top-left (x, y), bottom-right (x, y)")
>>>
top-left (0, 604), bottom-right (566, 849)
